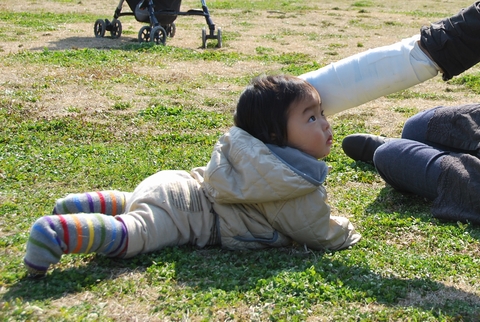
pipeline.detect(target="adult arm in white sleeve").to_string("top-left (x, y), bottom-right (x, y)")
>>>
top-left (300, 35), bottom-right (439, 116)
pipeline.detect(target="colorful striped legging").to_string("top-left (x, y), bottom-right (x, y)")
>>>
top-left (24, 191), bottom-right (131, 277)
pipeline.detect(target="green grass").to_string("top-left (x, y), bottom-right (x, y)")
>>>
top-left (449, 73), bottom-right (480, 94)
top-left (0, 11), bottom-right (97, 41)
top-left (0, 11), bottom-right (96, 28)
top-left (1, 0), bottom-right (480, 320)
top-left (210, 0), bottom-right (318, 11)
top-left (2, 96), bottom-right (479, 320)
top-left (1, 45), bottom-right (316, 72)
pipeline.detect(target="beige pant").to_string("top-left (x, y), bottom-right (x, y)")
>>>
top-left (117, 170), bottom-right (215, 258)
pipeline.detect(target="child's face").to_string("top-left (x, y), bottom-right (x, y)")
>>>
top-left (286, 90), bottom-right (332, 159)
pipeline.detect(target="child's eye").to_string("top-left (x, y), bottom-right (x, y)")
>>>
top-left (321, 110), bottom-right (325, 117)
top-left (308, 116), bottom-right (316, 122)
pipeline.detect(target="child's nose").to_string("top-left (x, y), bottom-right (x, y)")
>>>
top-left (322, 119), bottom-right (330, 130)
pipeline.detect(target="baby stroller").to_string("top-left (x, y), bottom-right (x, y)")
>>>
top-left (94, 0), bottom-right (222, 48)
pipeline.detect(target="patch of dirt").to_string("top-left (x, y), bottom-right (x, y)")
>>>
top-left (1, 0), bottom-right (479, 128)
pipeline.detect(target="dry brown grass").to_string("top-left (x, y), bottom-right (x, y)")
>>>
top-left (1, 0), bottom-right (479, 130)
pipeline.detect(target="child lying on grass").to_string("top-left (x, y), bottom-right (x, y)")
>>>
top-left (24, 2), bottom-right (480, 277)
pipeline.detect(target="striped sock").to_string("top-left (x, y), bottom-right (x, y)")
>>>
top-left (52, 191), bottom-right (131, 216)
top-left (24, 213), bottom-right (128, 277)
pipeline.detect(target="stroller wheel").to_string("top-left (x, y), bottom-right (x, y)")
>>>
top-left (168, 23), bottom-right (176, 38)
top-left (138, 26), bottom-right (151, 43)
top-left (110, 19), bottom-right (122, 39)
top-left (151, 26), bottom-right (167, 45)
top-left (94, 19), bottom-right (106, 38)
top-left (216, 27), bottom-right (222, 48)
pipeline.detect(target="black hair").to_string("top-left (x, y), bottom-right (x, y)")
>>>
top-left (233, 74), bottom-right (317, 146)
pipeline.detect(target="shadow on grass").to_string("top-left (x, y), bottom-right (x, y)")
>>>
top-left (3, 244), bottom-right (480, 319)
top-left (29, 34), bottom-right (209, 53)
top-left (366, 185), bottom-right (480, 241)
top-left (30, 36), bottom-right (139, 52)
top-left (346, 160), bottom-right (480, 240)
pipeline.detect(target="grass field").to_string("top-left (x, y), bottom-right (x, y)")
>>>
top-left (1, 0), bottom-right (480, 320)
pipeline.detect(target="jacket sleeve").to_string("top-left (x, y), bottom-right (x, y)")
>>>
top-left (262, 187), bottom-right (361, 251)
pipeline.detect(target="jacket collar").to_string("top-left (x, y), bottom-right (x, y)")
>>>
top-left (266, 144), bottom-right (329, 186)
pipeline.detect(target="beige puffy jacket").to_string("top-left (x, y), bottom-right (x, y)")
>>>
top-left (199, 127), bottom-right (361, 251)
